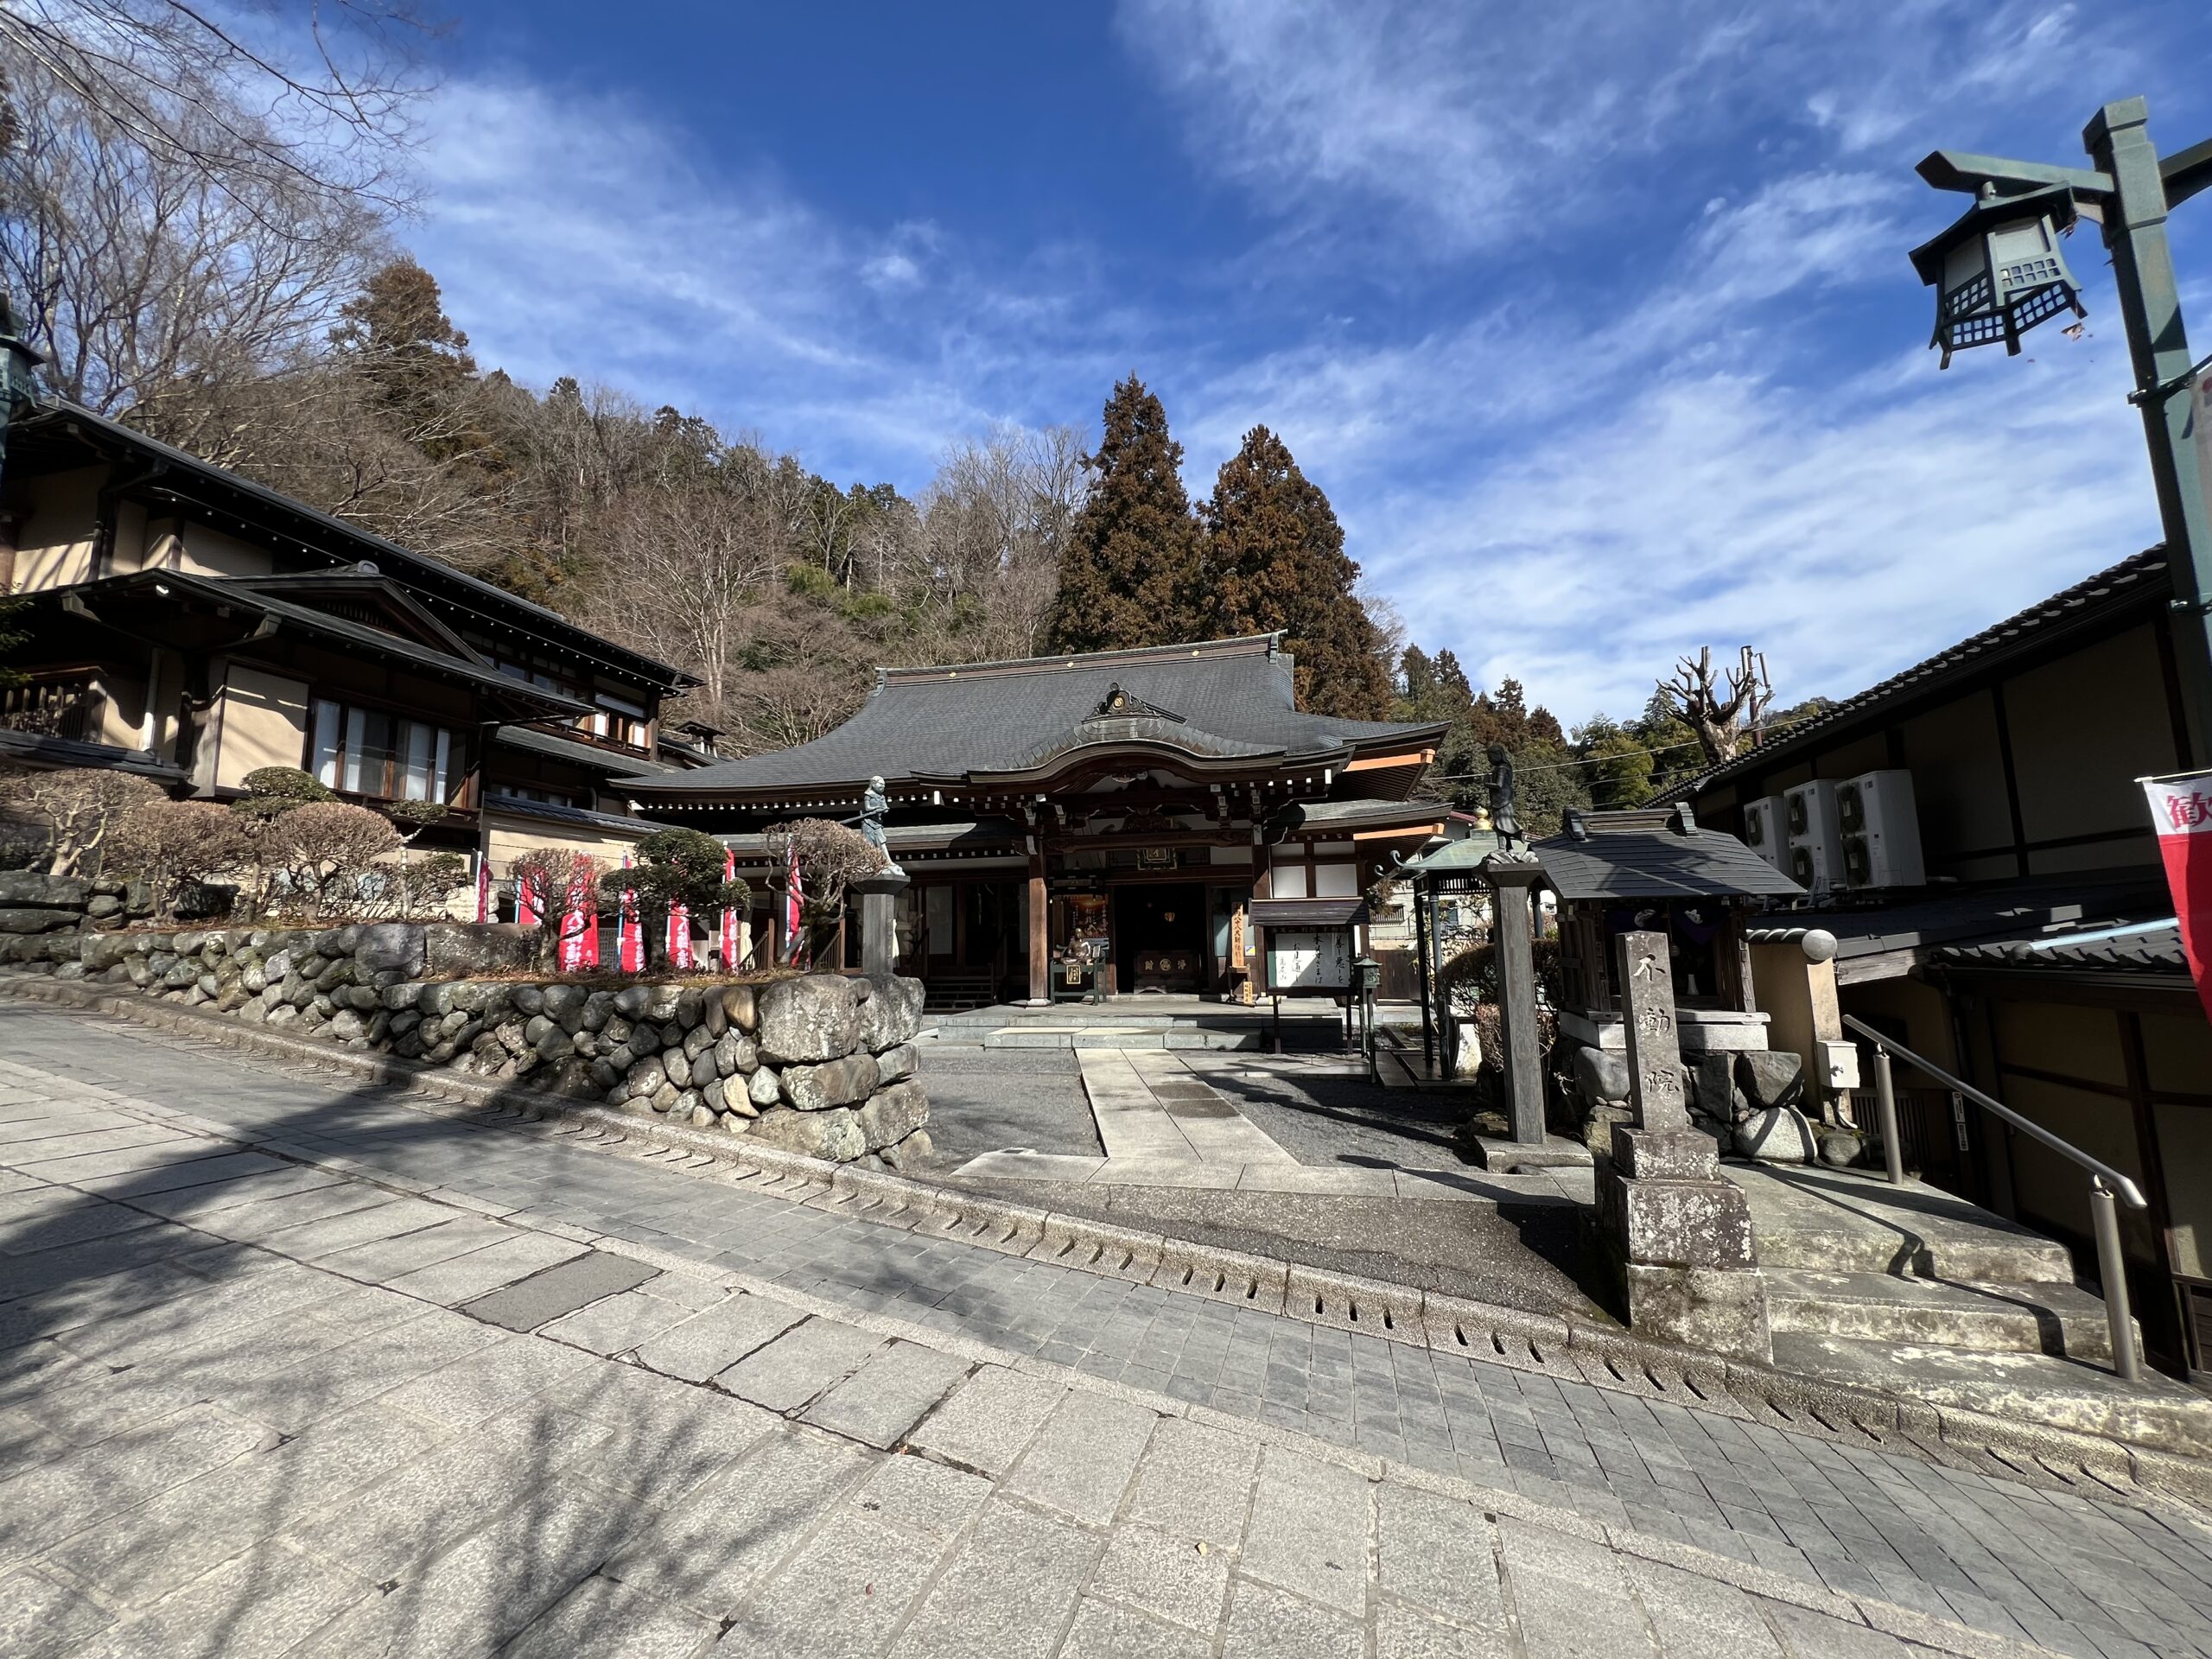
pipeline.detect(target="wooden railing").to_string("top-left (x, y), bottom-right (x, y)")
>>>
top-left (0, 675), bottom-right (104, 744)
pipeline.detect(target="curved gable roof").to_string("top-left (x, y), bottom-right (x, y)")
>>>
top-left (630, 635), bottom-right (1442, 797)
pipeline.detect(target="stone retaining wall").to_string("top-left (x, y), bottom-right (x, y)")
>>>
top-left (0, 906), bottom-right (928, 1168)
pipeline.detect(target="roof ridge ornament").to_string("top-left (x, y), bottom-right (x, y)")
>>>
top-left (1087, 682), bottom-right (1185, 724)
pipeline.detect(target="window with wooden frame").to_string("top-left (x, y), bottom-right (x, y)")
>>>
top-left (306, 698), bottom-right (465, 806)
top-left (577, 690), bottom-right (651, 751)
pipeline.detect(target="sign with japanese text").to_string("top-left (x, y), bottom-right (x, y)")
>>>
top-left (1617, 929), bottom-right (1688, 1130)
top-left (2142, 770), bottom-right (2212, 1023)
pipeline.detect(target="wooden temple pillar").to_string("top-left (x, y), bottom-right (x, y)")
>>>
top-left (1026, 837), bottom-right (1049, 1005)
top-left (1713, 906), bottom-right (1758, 1014)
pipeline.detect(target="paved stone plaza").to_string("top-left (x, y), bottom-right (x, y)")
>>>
top-left (3, 1001), bottom-right (2211, 1657)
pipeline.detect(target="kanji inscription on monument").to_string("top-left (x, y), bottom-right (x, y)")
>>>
top-left (1618, 929), bottom-right (1688, 1130)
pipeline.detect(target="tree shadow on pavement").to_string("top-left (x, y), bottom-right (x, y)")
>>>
top-left (0, 1001), bottom-right (1026, 1656)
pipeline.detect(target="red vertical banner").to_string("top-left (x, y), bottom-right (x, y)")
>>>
top-left (667, 902), bottom-right (694, 970)
top-left (474, 855), bottom-right (492, 924)
top-left (516, 874), bottom-right (541, 929)
top-left (2143, 770), bottom-right (2212, 1022)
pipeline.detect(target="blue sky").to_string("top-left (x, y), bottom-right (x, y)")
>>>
top-left (405, 0), bottom-right (2212, 724)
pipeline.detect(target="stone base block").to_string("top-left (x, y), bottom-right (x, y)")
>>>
top-left (1620, 1262), bottom-right (1772, 1363)
top-left (1467, 1133), bottom-right (1594, 1173)
top-left (1735, 1105), bottom-right (1817, 1164)
top-left (1614, 1127), bottom-right (1719, 1181)
top-left (1597, 1166), bottom-right (1756, 1270)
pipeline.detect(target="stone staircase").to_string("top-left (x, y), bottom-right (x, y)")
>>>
top-left (920, 1000), bottom-right (1353, 1052)
top-left (1737, 1164), bottom-right (2212, 1455)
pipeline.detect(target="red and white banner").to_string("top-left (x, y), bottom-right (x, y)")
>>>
top-left (2142, 769), bottom-right (2212, 1023)
top-left (516, 874), bottom-right (541, 930)
top-left (616, 855), bottom-right (643, 974)
top-left (556, 868), bottom-right (599, 972)
top-left (784, 843), bottom-right (804, 962)
top-left (666, 901), bottom-right (694, 971)
top-left (720, 848), bottom-right (741, 970)
top-left (474, 856), bottom-right (492, 924)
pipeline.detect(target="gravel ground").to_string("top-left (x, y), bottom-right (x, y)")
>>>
top-left (1185, 1058), bottom-right (1468, 1173)
top-left (917, 1047), bottom-right (1464, 1176)
top-left (913, 1047), bottom-right (1609, 1321)
top-left (910, 1047), bottom-right (1103, 1163)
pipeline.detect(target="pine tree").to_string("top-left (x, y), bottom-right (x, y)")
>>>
top-left (1044, 377), bottom-right (1205, 654)
top-left (331, 259), bottom-right (480, 448)
top-left (1200, 425), bottom-right (1390, 719)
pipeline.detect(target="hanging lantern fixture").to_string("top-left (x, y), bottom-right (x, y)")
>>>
top-left (1908, 182), bottom-right (2087, 367)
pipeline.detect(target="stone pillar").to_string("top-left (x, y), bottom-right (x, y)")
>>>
top-left (852, 866), bottom-right (910, 978)
top-left (1597, 929), bottom-right (1771, 1362)
top-left (1619, 928), bottom-right (1689, 1131)
top-left (1481, 853), bottom-right (1546, 1146)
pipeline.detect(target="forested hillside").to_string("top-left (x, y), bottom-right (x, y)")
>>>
top-left (0, 1), bottom-right (1811, 827)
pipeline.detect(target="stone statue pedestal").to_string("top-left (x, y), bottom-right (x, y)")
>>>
top-left (1597, 1127), bottom-right (1769, 1361)
top-left (1595, 930), bottom-right (1770, 1363)
top-left (853, 866), bottom-right (910, 978)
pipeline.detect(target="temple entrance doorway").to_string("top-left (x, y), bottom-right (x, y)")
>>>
top-left (1113, 882), bottom-right (1207, 993)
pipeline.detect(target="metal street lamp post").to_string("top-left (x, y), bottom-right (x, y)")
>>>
top-left (1913, 98), bottom-right (2212, 762)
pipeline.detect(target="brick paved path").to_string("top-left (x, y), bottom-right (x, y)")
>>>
top-left (3, 1001), bottom-right (2209, 1657)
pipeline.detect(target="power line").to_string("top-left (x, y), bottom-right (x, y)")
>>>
top-left (1424, 734), bottom-right (1711, 783)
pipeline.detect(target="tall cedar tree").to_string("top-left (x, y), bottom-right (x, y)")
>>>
top-left (1202, 426), bottom-right (1391, 719)
top-left (1044, 377), bottom-right (1205, 653)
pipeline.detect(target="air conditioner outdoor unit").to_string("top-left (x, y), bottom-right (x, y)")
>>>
top-left (1740, 796), bottom-right (1787, 873)
top-left (1784, 779), bottom-right (1845, 893)
top-left (1837, 769), bottom-right (1925, 889)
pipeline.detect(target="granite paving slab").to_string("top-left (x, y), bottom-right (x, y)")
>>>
top-left (1, 996), bottom-right (2206, 1659)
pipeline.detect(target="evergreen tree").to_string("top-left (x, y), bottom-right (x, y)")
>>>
top-left (330, 258), bottom-right (480, 448)
top-left (1044, 377), bottom-right (1205, 654)
top-left (1199, 425), bottom-right (1390, 720)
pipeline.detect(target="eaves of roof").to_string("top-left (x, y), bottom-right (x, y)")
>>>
top-left (1680, 548), bottom-right (2171, 798)
top-left (1269, 798), bottom-right (1451, 834)
top-left (1932, 920), bottom-right (2185, 974)
top-left (481, 793), bottom-right (655, 836)
top-left (712, 817), bottom-right (1022, 857)
top-left (492, 724), bottom-right (676, 774)
top-left (0, 728), bottom-right (189, 782)
top-left (1744, 874), bottom-right (2170, 960)
top-left (16, 399), bottom-right (698, 692)
top-left (57, 572), bottom-right (591, 715)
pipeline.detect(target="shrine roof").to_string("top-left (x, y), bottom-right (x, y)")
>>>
top-left (626, 634), bottom-right (1444, 799)
top-left (1533, 809), bottom-right (1804, 901)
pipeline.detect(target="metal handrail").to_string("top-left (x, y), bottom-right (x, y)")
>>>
top-left (1841, 1014), bottom-right (2145, 1382)
top-left (1841, 1017), bottom-right (2145, 1205)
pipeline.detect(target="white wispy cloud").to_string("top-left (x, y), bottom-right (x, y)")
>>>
top-left (395, 4), bottom-right (2202, 738)
top-left (1118, 0), bottom-right (2130, 261)
top-left (1359, 344), bottom-right (2158, 722)
top-left (405, 79), bottom-right (1122, 480)
top-left (1120, 0), bottom-right (2189, 723)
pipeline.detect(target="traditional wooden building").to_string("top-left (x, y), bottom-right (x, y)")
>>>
top-left (626, 634), bottom-right (1451, 1005)
top-left (1684, 546), bottom-right (2212, 1376)
top-left (0, 400), bottom-right (703, 881)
